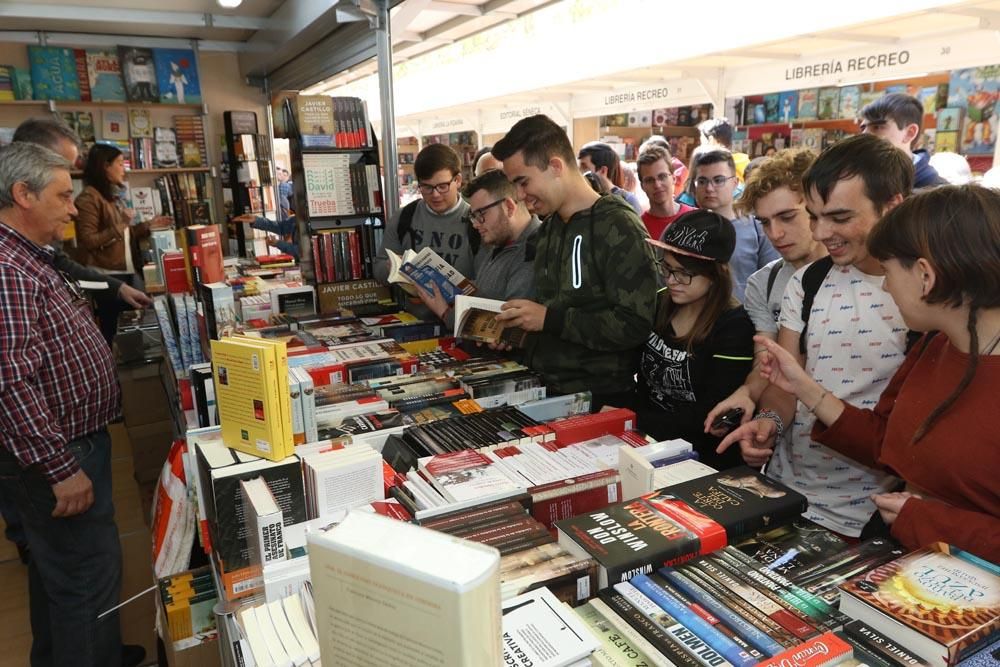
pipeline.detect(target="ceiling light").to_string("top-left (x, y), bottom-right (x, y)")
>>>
top-left (217, 0), bottom-right (243, 8)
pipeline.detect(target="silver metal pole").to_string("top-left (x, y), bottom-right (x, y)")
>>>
top-left (375, 0), bottom-right (399, 220)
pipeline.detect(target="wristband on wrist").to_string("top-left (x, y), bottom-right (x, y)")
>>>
top-left (806, 389), bottom-right (827, 413)
top-left (754, 409), bottom-right (784, 441)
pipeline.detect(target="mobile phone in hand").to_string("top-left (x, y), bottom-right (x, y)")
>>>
top-left (711, 407), bottom-right (745, 434)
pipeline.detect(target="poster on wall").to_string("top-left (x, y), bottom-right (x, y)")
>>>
top-left (948, 66), bottom-right (1000, 156)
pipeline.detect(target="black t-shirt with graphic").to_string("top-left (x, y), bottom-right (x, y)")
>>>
top-left (635, 305), bottom-right (755, 470)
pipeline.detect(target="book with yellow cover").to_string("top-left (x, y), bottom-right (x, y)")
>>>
top-left (236, 335), bottom-right (295, 455)
top-left (211, 337), bottom-right (293, 462)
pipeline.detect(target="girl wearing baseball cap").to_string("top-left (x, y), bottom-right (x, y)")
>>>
top-left (634, 209), bottom-right (756, 470)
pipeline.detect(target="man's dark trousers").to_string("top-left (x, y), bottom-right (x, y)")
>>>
top-left (0, 429), bottom-right (122, 667)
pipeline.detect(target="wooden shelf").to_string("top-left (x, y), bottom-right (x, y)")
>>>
top-left (70, 167), bottom-right (211, 177)
top-left (0, 100), bottom-right (203, 111)
top-left (740, 118), bottom-right (860, 130)
top-left (300, 146), bottom-right (374, 154)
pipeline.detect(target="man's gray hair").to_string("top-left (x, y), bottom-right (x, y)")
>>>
top-left (13, 117), bottom-right (80, 153)
top-left (0, 142), bottom-right (71, 210)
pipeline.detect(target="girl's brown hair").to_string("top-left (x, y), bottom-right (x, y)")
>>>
top-left (655, 252), bottom-right (737, 351)
top-left (868, 184), bottom-right (1000, 440)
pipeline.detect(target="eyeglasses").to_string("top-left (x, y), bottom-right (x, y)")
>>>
top-left (58, 271), bottom-right (88, 304)
top-left (417, 176), bottom-right (457, 195)
top-left (641, 173), bottom-right (673, 187)
top-left (661, 264), bottom-right (697, 285)
top-left (464, 199), bottom-right (505, 226)
top-left (694, 175), bottom-right (735, 189)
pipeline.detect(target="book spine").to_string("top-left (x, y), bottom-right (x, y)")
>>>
top-left (603, 587), bottom-right (722, 667)
top-left (715, 548), bottom-right (847, 629)
top-left (660, 568), bottom-right (787, 656)
top-left (841, 620), bottom-right (933, 667)
top-left (530, 481), bottom-right (620, 530)
top-left (593, 593), bottom-right (698, 667)
top-left (678, 563), bottom-right (799, 646)
top-left (688, 557), bottom-right (818, 640)
top-left (348, 228), bottom-right (362, 280)
top-left (629, 574), bottom-right (757, 667)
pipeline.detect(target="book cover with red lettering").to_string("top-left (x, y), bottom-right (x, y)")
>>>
top-left (756, 632), bottom-right (853, 667)
top-left (555, 467), bottom-right (806, 589)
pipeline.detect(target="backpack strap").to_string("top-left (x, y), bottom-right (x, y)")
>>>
top-left (798, 255), bottom-right (835, 356)
top-left (765, 259), bottom-right (784, 302)
top-left (395, 200), bottom-right (420, 250)
top-left (397, 198), bottom-right (481, 255)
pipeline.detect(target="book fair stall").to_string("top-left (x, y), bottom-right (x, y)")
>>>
top-left (1, 2), bottom-right (999, 667)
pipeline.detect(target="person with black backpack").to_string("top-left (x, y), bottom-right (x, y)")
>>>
top-left (373, 143), bottom-right (476, 314)
top-left (704, 148), bottom-right (826, 435)
top-left (751, 185), bottom-right (1000, 562)
top-left (718, 134), bottom-right (915, 541)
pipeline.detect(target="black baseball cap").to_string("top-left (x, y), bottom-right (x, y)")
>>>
top-left (646, 209), bottom-right (736, 263)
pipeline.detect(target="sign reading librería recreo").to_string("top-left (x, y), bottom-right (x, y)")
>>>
top-left (725, 29), bottom-right (1000, 96)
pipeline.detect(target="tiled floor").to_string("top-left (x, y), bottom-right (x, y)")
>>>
top-left (0, 424), bottom-right (159, 667)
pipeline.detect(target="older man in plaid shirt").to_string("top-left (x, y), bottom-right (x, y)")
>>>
top-left (0, 142), bottom-right (123, 667)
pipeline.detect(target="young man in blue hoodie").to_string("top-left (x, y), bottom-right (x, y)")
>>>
top-left (492, 115), bottom-right (659, 410)
top-left (859, 93), bottom-right (946, 189)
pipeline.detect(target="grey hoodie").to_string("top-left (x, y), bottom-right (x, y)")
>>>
top-left (374, 198), bottom-right (474, 283)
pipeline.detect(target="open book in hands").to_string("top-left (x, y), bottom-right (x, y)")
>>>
top-left (454, 295), bottom-right (527, 348)
top-left (386, 247), bottom-right (476, 304)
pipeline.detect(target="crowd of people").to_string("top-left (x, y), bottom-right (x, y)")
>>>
top-left (0, 90), bottom-right (998, 667)
top-left (377, 93), bottom-right (998, 563)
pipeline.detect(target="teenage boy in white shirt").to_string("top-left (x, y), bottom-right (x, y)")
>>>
top-left (718, 134), bottom-right (914, 539)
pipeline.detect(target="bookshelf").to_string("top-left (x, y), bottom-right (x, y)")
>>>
top-left (0, 100), bottom-right (204, 111)
top-left (222, 110), bottom-right (276, 258)
top-left (280, 95), bottom-right (389, 311)
top-left (421, 131), bottom-right (478, 182)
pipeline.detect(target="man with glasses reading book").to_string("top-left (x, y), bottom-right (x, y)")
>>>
top-left (0, 142), bottom-right (124, 667)
top-left (375, 144), bottom-right (475, 290)
top-left (416, 169), bottom-right (540, 327)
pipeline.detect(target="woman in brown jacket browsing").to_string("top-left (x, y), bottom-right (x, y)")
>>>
top-left (75, 143), bottom-right (170, 343)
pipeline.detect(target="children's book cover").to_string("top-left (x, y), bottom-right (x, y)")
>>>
top-left (937, 107), bottom-right (962, 133)
top-left (118, 46), bottom-right (159, 103)
top-left (838, 86), bottom-right (860, 119)
top-left (153, 48), bottom-right (201, 105)
top-left (948, 66), bottom-right (1000, 155)
top-left (778, 91), bottom-right (798, 123)
top-left (763, 94), bottom-right (780, 123)
top-left (28, 46), bottom-right (81, 101)
top-left (797, 89), bottom-right (818, 120)
top-left (817, 87), bottom-right (840, 120)
top-left (85, 50), bottom-right (126, 102)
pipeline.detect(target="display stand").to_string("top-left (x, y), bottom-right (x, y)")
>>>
top-left (221, 110), bottom-right (276, 257)
top-left (280, 96), bottom-right (390, 313)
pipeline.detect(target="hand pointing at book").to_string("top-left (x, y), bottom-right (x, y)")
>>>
top-left (497, 299), bottom-right (546, 332)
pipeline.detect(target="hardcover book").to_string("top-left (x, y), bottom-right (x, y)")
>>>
top-left (838, 86), bottom-right (861, 120)
top-left (295, 95), bottom-right (335, 146)
top-left (118, 46), bottom-right (159, 103)
top-left (102, 110), bottom-right (129, 141)
top-left (764, 94), bottom-right (780, 123)
top-left (28, 46), bottom-right (81, 101)
top-left (153, 48), bottom-right (201, 104)
top-left (83, 49), bottom-right (126, 102)
top-left (779, 91), bottom-right (799, 123)
top-left (798, 89), bottom-right (819, 120)
top-left (817, 88), bottom-right (841, 120)
top-left (756, 632), bottom-right (853, 667)
top-left (837, 545), bottom-right (1000, 666)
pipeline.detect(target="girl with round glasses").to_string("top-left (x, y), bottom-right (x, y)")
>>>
top-left (634, 210), bottom-right (755, 470)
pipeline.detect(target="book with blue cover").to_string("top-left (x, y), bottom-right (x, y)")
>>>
top-left (778, 91), bottom-right (798, 123)
top-left (153, 48), bottom-right (201, 105)
top-left (28, 46), bottom-right (81, 101)
top-left (84, 50), bottom-right (126, 102)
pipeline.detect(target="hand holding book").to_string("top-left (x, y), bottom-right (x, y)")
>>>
top-left (496, 299), bottom-right (547, 332)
